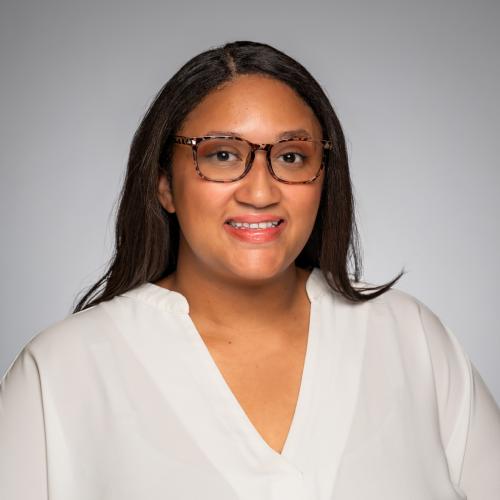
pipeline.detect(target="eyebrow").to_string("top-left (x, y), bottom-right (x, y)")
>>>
top-left (203, 129), bottom-right (313, 141)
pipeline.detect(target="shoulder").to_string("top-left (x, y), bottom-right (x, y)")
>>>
top-left (352, 280), bottom-right (469, 374)
top-left (344, 279), bottom-right (471, 426)
top-left (0, 300), bottom-right (120, 399)
top-left (14, 284), bottom-right (181, 372)
top-left (317, 272), bottom-right (461, 362)
top-left (367, 283), bottom-right (467, 365)
top-left (19, 300), bottom-right (120, 370)
top-left (350, 278), bottom-right (453, 342)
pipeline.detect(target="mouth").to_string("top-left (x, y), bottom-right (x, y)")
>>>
top-left (223, 217), bottom-right (286, 243)
top-left (224, 219), bottom-right (284, 230)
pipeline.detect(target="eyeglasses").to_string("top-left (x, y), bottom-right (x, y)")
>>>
top-left (171, 135), bottom-right (333, 184)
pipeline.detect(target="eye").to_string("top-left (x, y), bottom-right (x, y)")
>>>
top-left (211, 150), bottom-right (240, 162)
top-left (278, 151), bottom-right (307, 164)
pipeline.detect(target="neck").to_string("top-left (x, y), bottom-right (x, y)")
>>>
top-left (158, 258), bottom-right (311, 342)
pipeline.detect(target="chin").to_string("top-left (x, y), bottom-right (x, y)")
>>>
top-left (221, 255), bottom-right (293, 283)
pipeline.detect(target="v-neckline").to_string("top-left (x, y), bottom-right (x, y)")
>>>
top-left (180, 277), bottom-right (318, 462)
top-left (138, 267), bottom-right (323, 467)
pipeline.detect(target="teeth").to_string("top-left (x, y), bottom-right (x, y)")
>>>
top-left (228, 220), bottom-right (281, 229)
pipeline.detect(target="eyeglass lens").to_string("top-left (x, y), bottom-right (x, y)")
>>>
top-left (196, 138), bottom-right (324, 182)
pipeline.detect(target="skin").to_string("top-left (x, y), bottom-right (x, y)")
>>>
top-left (155, 74), bottom-right (325, 453)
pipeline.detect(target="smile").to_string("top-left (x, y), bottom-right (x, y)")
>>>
top-left (226, 220), bottom-right (282, 229)
top-left (223, 218), bottom-right (286, 243)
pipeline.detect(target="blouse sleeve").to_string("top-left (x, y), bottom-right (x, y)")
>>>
top-left (419, 298), bottom-right (500, 499)
top-left (0, 345), bottom-right (48, 500)
top-left (458, 361), bottom-right (500, 498)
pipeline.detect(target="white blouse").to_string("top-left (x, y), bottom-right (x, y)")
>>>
top-left (1, 268), bottom-right (499, 499)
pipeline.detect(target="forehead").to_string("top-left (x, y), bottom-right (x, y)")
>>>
top-left (177, 74), bottom-right (323, 140)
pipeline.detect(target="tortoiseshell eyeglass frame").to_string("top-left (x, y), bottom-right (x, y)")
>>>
top-left (171, 135), bottom-right (334, 184)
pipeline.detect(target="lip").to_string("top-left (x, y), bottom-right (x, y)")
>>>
top-left (223, 216), bottom-right (286, 244)
top-left (224, 214), bottom-right (284, 224)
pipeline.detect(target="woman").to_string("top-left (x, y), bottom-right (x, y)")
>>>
top-left (1, 41), bottom-right (499, 499)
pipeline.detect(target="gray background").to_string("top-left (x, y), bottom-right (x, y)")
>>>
top-left (1, 0), bottom-right (499, 404)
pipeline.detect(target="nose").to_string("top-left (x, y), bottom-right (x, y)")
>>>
top-left (233, 149), bottom-right (281, 208)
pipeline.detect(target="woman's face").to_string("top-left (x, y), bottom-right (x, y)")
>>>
top-left (158, 74), bottom-right (325, 283)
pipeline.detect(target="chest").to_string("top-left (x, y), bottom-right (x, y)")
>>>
top-left (199, 325), bottom-right (310, 455)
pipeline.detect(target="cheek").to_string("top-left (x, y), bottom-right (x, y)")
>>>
top-left (174, 180), bottom-right (229, 233)
top-left (285, 185), bottom-right (323, 253)
top-left (290, 184), bottom-right (323, 226)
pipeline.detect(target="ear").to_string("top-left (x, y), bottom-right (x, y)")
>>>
top-left (157, 173), bottom-right (176, 213)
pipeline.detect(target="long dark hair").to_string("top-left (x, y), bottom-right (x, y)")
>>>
top-left (73, 40), bottom-right (405, 312)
